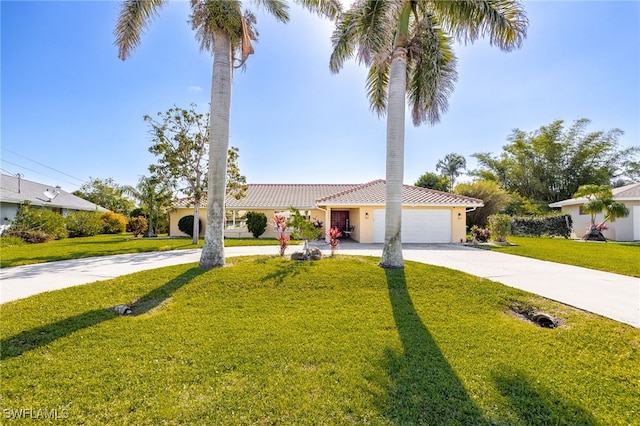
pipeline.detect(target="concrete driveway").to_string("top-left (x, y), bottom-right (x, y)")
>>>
top-left (1, 243), bottom-right (638, 328)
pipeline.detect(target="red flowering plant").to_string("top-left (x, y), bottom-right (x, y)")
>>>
top-left (273, 214), bottom-right (289, 256)
top-left (327, 227), bottom-right (342, 256)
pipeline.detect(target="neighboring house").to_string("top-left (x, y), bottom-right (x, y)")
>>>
top-left (170, 179), bottom-right (483, 244)
top-left (548, 182), bottom-right (640, 241)
top-left (0, 173), bottom-right (108, 230)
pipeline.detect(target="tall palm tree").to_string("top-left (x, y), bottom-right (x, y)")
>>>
top-left (115, 0), bottom-right (340, 269)
top-left (330, 0), bottom-right (527, 268)
top-left (436, 152), bottom-right (466, 191)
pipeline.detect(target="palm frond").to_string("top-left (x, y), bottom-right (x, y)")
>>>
top-left (428, 0), bottom-right (528, 51)
top-left (365, 56), bottom-right (391, 116)
top-left (190, 0), bottom-right (243, 54)
top-left (407, 13), bottom-right (458, 126)
top-left (355, 0), bottom-right (396, 65)
top-left (114, 0), bottom-right (167, 60)
top-left (295, 0), bottom-right (342, 20)
top-left (253, 0), bottom-right (290, 23)
top-left (330, 0), bottom-right (394, 73)
top-left (329, 7), bottom-right (359, 73)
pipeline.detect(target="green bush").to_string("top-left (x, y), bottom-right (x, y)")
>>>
top-left (9, 202), bottom-right (67, 240)
top-left (126, 216), bottom-right (148, 237)
top-left (245, 211), bottom-right (268, 238)
top-left (178, 215), bottom-right (201, 238)
top-left (100, 211), bottom-right (127, 234)
top-left (66, 211), bottom-right (105, 238)
top-left (510, 214), bottom-right (572, 238)
top-left (487, 214), bottom-right (511, 242)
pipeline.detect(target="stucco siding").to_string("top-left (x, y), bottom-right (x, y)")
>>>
top-left (562, 201), bottom-right (639, 241)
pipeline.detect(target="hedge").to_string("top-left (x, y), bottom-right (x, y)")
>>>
top-left (510, 214), bottom-right (572, 238)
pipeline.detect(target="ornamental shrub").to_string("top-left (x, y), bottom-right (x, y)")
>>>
top-left (3, 228), bottom-right (53, 244)
top-left (100, 211), bottom-right (127, 234)
top-left (246, 211), bottom-right (268, 238)
top-left (9, 202), bottom-right (67, 240)
top-left (126, 216), bottom-right (148, 237)
top-left (66, 211), bottom-right (104, 237)
top-left (487, 214), bottom-right (511, 242)
top-left (510, 214), bottom-right (572, 238)
top-left (178, 215), bottom-right (202, 237)
top-left (470, 225), bottom-right (491, 243)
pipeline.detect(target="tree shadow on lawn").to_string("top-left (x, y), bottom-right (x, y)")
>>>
top-left (382, 268), bottom-right (487, 425)
top-left (492, 367), bottom-right (598, 425)
top-left (258, 257), bottom-right (313, 285)
top-left (1, 267), bottom-right (206, 361)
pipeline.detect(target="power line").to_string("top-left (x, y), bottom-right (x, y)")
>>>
top-left (0, 159), bottom-right (81, 188)
top-left (1, 148), bottom-right (85, 182)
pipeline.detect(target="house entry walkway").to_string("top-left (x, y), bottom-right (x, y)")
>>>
top-left (1, 242), bottom-right (638, 328)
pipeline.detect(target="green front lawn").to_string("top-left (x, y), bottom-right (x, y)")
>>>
top-left (1, 257), bottom-right (637, 424)
top-left (0, 234), bottom-right (288, 268)
top-left (486, 236), bottom-right (640, 277)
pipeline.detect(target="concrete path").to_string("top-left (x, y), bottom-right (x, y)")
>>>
top-left (1, 243), bottom-right (638, 328)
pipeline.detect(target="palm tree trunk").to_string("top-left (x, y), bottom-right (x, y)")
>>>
top-left (380, 47), bottom-right (407, 269)
top-left (200, 31), bottom-right (232, 269)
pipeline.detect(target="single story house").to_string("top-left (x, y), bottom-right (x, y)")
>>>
top-left (0, 173), bottom-right (108, 231)
top-left (548, 182), bottom-right (640, 241)
top-left (169, 179), bottom-right (483, 244)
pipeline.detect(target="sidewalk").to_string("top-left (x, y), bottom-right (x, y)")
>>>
top-left (1, 243), bottom-right (638, 328)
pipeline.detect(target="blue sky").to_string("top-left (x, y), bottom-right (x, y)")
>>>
top-left (2, 1), bottom-right (639, 192)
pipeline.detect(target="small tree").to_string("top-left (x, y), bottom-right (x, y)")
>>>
top-left (327, 227), bottom-right (342, 256)
top-left (273, 214), bottom-right (289, 256)
top-left (245, 211), bottom-right (267, 238)
top-left (574, 184), bottom-right (629, 241)
top-left (126, 216), bottom-right (148, 237)
top-left (288, 207), bottom-right (318, 255)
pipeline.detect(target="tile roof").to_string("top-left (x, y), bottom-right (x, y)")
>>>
top-left (549, 182), bottom-right (640, 207)
top-left (0, 174), bottom-right (108, 212)
top-left (174, 180), bottom-right (483, 209)
top-left (316, 180), bottom-right (484, 206)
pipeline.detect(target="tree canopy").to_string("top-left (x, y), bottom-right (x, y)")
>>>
top-left (472, 118), bottom-right (639, 205)
top-left (414, 172), bottom-right (450, 192)
top-left (73, 177), bottom-right (134, 214)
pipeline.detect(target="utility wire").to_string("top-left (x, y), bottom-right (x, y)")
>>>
top-left (1, 159), bottom-right (81, 188)
top-left (1, 148), bottom-right (85, 182)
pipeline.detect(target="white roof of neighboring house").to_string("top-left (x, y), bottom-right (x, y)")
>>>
top-left (174, 180), bottom-right (483, 209)
top-left (0, 174), bottom-right (108, 212)
top-left (549, 182), bottom-right (640, 208)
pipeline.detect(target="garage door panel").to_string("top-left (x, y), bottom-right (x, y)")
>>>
top-left (373, 209), bottom-right (451, 243)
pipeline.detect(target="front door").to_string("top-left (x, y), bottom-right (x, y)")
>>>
top-left (331, 211), bottom-right (349, 234)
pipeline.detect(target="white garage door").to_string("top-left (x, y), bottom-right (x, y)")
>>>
top-left (373, 209), bottom-right (451, 243)
top-left (634, 206), bottom-right (640, 241)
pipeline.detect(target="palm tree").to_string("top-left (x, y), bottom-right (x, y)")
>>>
top-left (330, 0), bottom-right (527, 268)
top-left (115, 0), bottom-right (340, 269)
top-left (436, 152), bottom-right (466, 191)
top-left (123, 176), bottom-right (174, 237)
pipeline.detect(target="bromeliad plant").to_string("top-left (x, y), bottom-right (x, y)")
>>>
top-left (273, 214), bottom-right (289, 256)
top-left (327, 227), bottom-right (342, 256)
